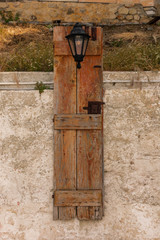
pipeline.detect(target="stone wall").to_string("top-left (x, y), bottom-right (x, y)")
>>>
top-left (155, 0), bottom-right (160, 14)
top-left (0, 72), bottom-right (160, 240)
top-left (0, 0), bottom-right (157, 24)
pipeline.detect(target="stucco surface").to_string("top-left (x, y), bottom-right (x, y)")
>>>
top-left (0, 73), bottom-right (160, 240)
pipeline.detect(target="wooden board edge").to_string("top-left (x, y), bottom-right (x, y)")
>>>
top-left (54, 114), bottom-right (102, 130)
top-left (54, 190), bottom-right (102, 207)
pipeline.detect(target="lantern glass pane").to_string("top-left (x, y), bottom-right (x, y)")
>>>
top-left (68, 38), bottom-right (76, 56)
top-left (75, 35), bottom-right (83, 55)
top-left (82, 37), bottom-right (89, 56)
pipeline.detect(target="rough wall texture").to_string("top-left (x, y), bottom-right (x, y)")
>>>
top-left (0, 72), bottom-right (160, 240)
top-left (0, 1), bottom-right (157, 24)
top-left (155, 0), bottom-right (160, 14)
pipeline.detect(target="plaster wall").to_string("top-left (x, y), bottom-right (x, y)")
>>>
top-left (0, 72), bottom-right (160, 240)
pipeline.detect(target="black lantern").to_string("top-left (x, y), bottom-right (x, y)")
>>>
top-left (66, 23), bottom-right (90, 69)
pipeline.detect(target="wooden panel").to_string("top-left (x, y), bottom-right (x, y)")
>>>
top-left (77, 130), bottom-right (102, 189)
top-left (54, 40), bottom-right (101, 56)
top-left (54, 26), bottom-right (77, 220)
top-left (77, 56), bottom-right (103, 113)
top-left (54, 41), bottom-right (71, 56)
top-left (54, 26), bottom-right (103, 220)
top-left (55, 190), bottom-right (102, 207)
top-left (77, 27), bottom-right (103, 220)
top-left (54, 114), bottom-right (102, 130)
top-left (59, 207), bottom-right (76, 220)
top-left (54, 57), bottom-right (76, 113)
top-left (53, 26), bottom-right (72, 42)
top-left (77, 207), bottom-right (103, 220)
top-left (54, 130), bottom-right (76, 189)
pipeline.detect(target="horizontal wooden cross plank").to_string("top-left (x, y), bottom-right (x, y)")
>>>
top-left (54, 190), bottom-right (102, 207)
top-left (54, 114), bottom-right (102, 130)
top-left (54, 41), bottom-right (101, 56)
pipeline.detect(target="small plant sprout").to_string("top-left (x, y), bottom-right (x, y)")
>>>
top-left (34, 81), bottom-right (50, 94)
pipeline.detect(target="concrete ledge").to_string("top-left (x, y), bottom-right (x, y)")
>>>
top-left (103, 71), bottom-right (160, 83)
top-left (0, 71), bottom-right (160, 90)
top-left (0, 72), bottom-right (53, 90)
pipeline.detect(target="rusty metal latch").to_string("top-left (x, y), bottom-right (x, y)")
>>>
top-left (83, 101), bottom-right (105, 114)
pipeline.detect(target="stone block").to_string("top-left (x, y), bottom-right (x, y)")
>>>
top-left (118, 6), bottom-right (129, 15)
top-left (134, 14), bottom-right (140, 20)
top-left (145, 9), bottom-right (156, 16)
top-left (126, 14), bottom-right (134, 20)
top-left (128, 7), bottom-right (137, 14)
top-left (117, 14), bottom-right (125, 20)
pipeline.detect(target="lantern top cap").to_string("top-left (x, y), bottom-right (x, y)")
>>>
top-left (66, 23), bottom-right (90, 38)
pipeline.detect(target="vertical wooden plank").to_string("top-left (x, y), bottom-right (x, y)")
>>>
top-left (54, 26), bottom-right (77, 220)
top-left (59, 207), bottom-right (76, 220)
top-left (77, 27), bottom-right (103, 220)
top-left (77, 206), bottom-right (103, 220)
top-left (54, 130), bottom-right (76, 190)
top-left (77, 130), bottom-right (102, 189)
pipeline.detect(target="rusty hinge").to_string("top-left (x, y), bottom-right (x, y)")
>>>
top-left (83, 101), bottom-right (105, 114)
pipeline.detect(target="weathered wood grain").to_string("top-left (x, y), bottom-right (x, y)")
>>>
top-left (54, 57), bottom-right (76, 114)
top-left (54, 26), bottom-right (77, 220)
top-left (54, 130), bottom-right (76, 189)
top-left (55, 190), bottom-right (102, 207)
top-left (77, 130), bottom-right (102, 189)
top-left (54, 26), bottom-right (103, 220)
top-left (54, 40), bottom-right (101, 56)
top-left (54, 114), bottom-right (102, 130)
top-left (59, 207), bottom-right (76, 220)
top-left (77, 27), bottom-right (103, 220)
top-left (77, 206), bottom-right (103, 220)
top-left (53, 26), bottom-right (71, 42)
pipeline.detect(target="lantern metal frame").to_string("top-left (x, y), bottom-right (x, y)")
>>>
top-left (66, 23), bottom-right (90, 69)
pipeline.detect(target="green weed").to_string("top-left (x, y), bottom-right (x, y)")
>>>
top-left (35, 81), bottom-right (50, 94)
top-left (0, 11), bottom-right (20, 23)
